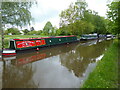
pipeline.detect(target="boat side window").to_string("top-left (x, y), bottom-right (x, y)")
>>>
top-left (59, 39), bottom-right (61, 41)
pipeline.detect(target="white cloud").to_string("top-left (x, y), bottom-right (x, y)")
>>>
top-left (29, 0), bottom-right (77, 30)
top-left (31, 15), bottom-right (60, 31)
top-left (36, 0), bottom-right (76, 10)
top-left (86, 0), bottom-right (109, 17)
top-left (29, 0), bottom-right (109, 30)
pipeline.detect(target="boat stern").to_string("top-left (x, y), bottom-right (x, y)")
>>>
top-left (2, 49), bottom-right (16, 56)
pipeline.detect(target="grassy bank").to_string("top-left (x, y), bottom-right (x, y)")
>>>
top-left (4, 35), bottom-right (47, 39)
top-left (82, 39), bottom-right (118, 88)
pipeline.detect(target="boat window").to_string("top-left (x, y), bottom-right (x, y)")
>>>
top-left (59, 39), bottom-right (61, 41)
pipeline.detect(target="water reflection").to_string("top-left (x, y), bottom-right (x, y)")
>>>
top-left (1, 39), bottom-right (113, 88)
top-left (60, 40), bottom-right (111, 77)
top-left (2, 61), bottom-right (37, 88)
top-left (12, 43), bottom-right (78, 66)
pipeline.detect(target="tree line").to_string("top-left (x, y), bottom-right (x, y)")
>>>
top-left (59, 0), bottom-right (119, 36)
top-left (2, 1), bottom-right (120, 36)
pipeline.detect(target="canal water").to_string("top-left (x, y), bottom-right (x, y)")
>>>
top-left (0, 39), bottom-right (113, 88)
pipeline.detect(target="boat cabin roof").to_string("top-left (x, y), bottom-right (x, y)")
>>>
top-left (81, 34), bottom-right (97, 37)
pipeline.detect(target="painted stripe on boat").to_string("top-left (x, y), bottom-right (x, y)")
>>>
top-left (2, 53), bottom-right (16, 56)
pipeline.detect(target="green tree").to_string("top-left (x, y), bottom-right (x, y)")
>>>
top-left (28, 30), bottom-right (41, 35)
top-left (59, 0), bottom-right (95, 36)
top-left (43, 21), bottom-right (54, 36)
top-left (69, 20), bottom-right (94, 35)
top-left (1, 2), bottom-right (36, 27)
top-left (55, 28), bottom-right (61, 36)
top-left (52, 26), bottom-right (58, 36)
top-left (22, 29), bottom-right (30, 35)
top-left (59, 0), bottom-right (87, 28)
top-left (56, 28), bottom-right (66, 35)
top-left (0, 1), bottom-right (36, 49)
top-left (30, 27), bottom-right (35, 31)
top-left (38, 30), bottom-right (43, 35)
top-left (107, 2), bottom-right (120, 35)
top-left (4, 29), bottom-right (9, 35)
top-left (49, 26), bottom-right (58, 36)
top-left (59, 0), bottom-right (108, 36)
top-left (93, 15), bottom-right (106, 35)
top-left (5, 28), bottom-right (21, 35)
top-left (83, 9), bottom-right (94, 24)
top-left (83, 10), bottom-right (107, 35)
top-left (75, 0), bottom-right (88, 20)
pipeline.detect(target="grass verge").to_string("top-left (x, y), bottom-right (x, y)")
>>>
top-left (82, 39), bottom-right (118, 88)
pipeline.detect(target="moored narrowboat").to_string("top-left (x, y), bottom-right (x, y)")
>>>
top-left (80, 34), bottom-right (98, 41)
top-left (9, 35), bottom-right (78, 51)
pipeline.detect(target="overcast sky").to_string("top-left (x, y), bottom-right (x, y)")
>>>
top-left (28, 0), bottom-right (113, 30)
